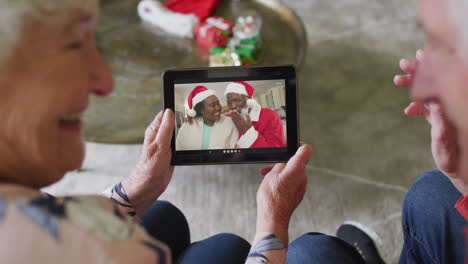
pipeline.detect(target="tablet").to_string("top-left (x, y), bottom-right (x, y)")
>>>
top-left (163, 65), bottom-right (299, 165)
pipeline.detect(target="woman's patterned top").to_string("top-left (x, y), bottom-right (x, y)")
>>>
top-left (0, 183), bottom-right (171, 264)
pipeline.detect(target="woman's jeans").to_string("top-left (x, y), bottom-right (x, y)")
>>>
top-left (140, 201), bottom-right (363, 263)
top-left (140, 170), bottom-right (466, 263)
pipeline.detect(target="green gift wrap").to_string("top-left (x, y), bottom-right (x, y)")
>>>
top-left (234, 39), bottom-right (259, 64)
top-left (211, 46), bottom-right (226, 55)
top-left (238, 38), bottom-right (258, 49)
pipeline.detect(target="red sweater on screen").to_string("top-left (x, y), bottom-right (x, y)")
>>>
top-left (248, 108), bottom-right (287, 148)
top-left (230, 102), bottom-right (287, 149)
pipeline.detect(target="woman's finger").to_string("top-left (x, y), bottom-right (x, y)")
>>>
top-left (155, 109), bottom-right (175, 151)
top-left (144, 111), bottom-right (164, 146)
top-left (269, 163), bottom-right (287, 177)
top-left (280, 144), bottom-right (313, 180)
top-left (260, 164), bottom-right (275, 176)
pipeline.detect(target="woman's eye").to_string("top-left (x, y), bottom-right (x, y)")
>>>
top-left (67, 41), bottom-right (84, 50)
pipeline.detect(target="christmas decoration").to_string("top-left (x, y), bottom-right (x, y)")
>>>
top-left (195, 16), bottom-right (234, 48)
top-left (233, 13), bottom-right (262, 40)
top-left (209, 48), bottom-right (242, 67)
top-left (228, 38), bottom-right (260, 65)
top-left (137, 0), bottom-right (222, 38)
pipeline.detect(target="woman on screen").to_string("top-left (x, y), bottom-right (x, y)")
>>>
top-left (176, 86), bottom-right (239, 150)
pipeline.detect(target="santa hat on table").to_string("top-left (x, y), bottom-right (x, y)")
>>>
top-left (138, 0), bottom-right (221, 38)
top-left (186, 86), bottom-right (216, 117)
top-left (224, 81), bottom-right (257, 108)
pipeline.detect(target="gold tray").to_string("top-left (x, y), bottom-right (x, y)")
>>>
top-left (84, 0), bottom-right (307, 143)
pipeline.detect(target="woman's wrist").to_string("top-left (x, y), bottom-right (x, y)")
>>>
top-left (255, 220), bottom-right (289, 246)
top-left (121, 175), bottom-right (160, 218)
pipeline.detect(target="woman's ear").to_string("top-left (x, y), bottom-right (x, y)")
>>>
top-left (199, 102), bottom-right (206, 116)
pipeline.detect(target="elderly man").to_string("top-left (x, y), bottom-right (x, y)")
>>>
top-left (295, 0), bottom-right (468, 263)
top-left (224, 81), bottom-right (287, 149)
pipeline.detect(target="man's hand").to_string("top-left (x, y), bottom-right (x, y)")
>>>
top-left (121, 109), bottom-right (175, 217)
top-left (404, 102), bottom-right (459, 176)
top-left (255, 144), bottom-right (313, 245)
top-left (230, 110), bottom-right (252, 134)
top-left (394, 50), bottom-right (468, 194)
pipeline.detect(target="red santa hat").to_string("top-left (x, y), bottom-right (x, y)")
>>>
top-left (137, 0), bottom-right (221, 38)
top-left (224, 81), bottom-right (257, 107)
top-left (187, 86), bottom-right (216, 117)
top-left (163, 0), bottom-right (221, 21)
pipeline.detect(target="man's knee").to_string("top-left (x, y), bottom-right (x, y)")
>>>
top-left (401, 172), bottom-right (467, 264)
top-left (403, 170), bottom-right (461, 221)
top-left (287, 233), bottom-right (363, 263)
top-left (408, 170), bottom-right (456, 198)
top-left (401, 169), bottom-right (463, 246)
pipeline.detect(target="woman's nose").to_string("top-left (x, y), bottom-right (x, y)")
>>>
top-left (88, 44), bottom-right (114, 96)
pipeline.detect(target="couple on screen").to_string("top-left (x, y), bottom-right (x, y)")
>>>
top-left (176, 81), bottom-right (286, 150)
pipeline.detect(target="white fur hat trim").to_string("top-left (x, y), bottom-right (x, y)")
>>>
top-left (224, 82), bottom-right (249, 97)
top-left (189, 89), bottom-right (216, 117)
top-left (137, 0), bottom-right (199, 38)
top-left (188, 109), bottom-right (197, 117)
top-left (247, 98), bottom-right (256, 107)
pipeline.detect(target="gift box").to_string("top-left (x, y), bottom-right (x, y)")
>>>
top-left (209, 47), bottom-right (242, 67)
top-left (195, 16), bottom-right (234, 48)
top-left (231, 38), bottom-right (259, 65)
top-left (211, 46), bottom-right (226, 55)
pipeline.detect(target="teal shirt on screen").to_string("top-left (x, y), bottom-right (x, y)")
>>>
top-left (202, 123), bottom-right (213, 150)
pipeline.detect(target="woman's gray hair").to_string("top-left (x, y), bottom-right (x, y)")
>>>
top-left (0, 0), bottom-right (98, 69)
top-left (448, 0), bottom-right (468, 59)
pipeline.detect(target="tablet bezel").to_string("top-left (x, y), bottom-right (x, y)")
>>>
top-left (163, 65), bottom-right (299, 165)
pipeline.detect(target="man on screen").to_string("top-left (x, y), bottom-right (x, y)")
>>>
top-left (224, 81), bottom-right (287, 149)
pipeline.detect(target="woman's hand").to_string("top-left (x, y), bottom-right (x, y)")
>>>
top-left (121, 109), bottom-right (175, 217)
top-left (255, 144), bottom-right (313, 245)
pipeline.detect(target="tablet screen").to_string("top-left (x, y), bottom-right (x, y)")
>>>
top-left (163, 65), bottom-right (298, 165)
top-left (174, 80), bottom-right (287, 155)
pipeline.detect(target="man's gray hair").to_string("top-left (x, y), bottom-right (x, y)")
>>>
top-left (448, 0), bottom-right (468, 59)
top-left (0, 0), bottom-right (98, 69)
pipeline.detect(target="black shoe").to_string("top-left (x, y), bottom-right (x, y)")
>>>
top-left (336, 221), bottom-right (386, 264)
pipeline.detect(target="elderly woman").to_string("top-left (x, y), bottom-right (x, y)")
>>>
top-left (176, 86), bottom-right (239, 150)
top-left (0, 1), bottom-right (314, 264)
